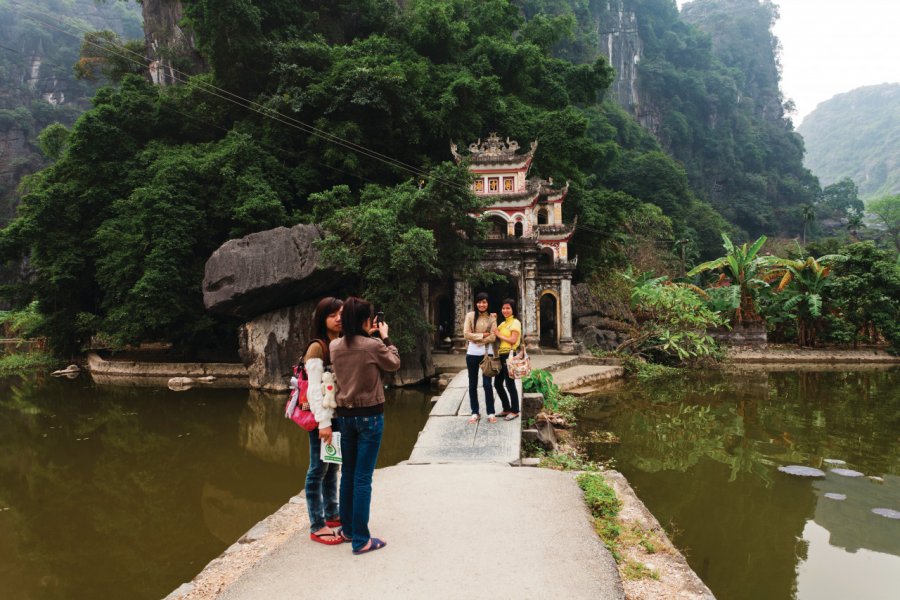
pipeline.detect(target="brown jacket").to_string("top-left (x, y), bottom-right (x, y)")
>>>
top-left (463, 311), bottom-right (497, 344)
top-left (330, 335), bottom-right (401, 408)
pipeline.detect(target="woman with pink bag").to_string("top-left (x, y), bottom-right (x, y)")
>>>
top-left (302, 296), bottom-right (345, 545)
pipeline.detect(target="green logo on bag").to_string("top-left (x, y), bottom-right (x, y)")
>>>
top-left (325, 443), bottom-right (337, 457)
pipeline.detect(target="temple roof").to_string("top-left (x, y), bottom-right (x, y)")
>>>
top-left (536, 220), bottom-right (577, 242)
top-left (452, 132), bottom-right (537, 166)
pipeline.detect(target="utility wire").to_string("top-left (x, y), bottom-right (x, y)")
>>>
top-left (8, 0), bottom-right (471, 192)
top-left (0, 37), bottom-right (384, 191)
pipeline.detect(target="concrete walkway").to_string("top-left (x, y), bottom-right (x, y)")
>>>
top-left (410, 370), bottom-right (522, 464)
top-left (216, 464), bottom-right (624, 600)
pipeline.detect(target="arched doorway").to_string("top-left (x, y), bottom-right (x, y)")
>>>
top-left (514, 221), bottom-right (524, 238)
top-left (539, 292), bottom-right (558, 348)
top-left (433, 295), bottom-right (454, 349)
top-left (474, 275), bottom-right (519, 317)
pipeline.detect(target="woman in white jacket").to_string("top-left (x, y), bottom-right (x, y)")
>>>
top-left (301, 297), bottom-right (344, 545)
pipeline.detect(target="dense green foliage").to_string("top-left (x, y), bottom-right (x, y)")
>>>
top-left (687, 233), bottom-right (769, 323)
top-left (0, 0), bottom-right (889, 358)
top-left (619, 270), bottom-right (725, 363)
top-left (0, 0), bottom-right (731, 354)
top-left (867, 194), bottom-right (900, 253)
top-left (0, 0), bottom-right (142, 223)
top-left (798, 83), bottom-right (900, 200)
top-left (821, 242), bottom-right (900, 349)
top-left (312, 164), bottom-right (484, 352)
top-left (682, 239), bottom-right (900, 350)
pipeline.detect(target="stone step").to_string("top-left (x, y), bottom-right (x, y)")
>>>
top-left (552, 365), bottom-right (625, 392)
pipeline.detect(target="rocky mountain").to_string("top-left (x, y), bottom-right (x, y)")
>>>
top-left (0, 0), bottom-right (143, 223)
top-left (798, 83), bottom-right (900, 200)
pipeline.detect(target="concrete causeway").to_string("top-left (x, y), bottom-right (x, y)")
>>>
top-left (409, 370), bottom-right (523, 464)
top-left (167, 358), bottom-right (626, 600)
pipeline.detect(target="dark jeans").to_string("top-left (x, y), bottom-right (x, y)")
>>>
top-left (306, 425), bottom-right (341, 533)
top-left (494, 353), bottom-right (519, 413)
top-left (335, 414), bottom-right (384, 551)
top-left (466, 353), bottom-right (496, 416)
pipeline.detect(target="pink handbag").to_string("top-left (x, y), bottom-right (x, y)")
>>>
top-left (285, 365), bottom-right (318, 432)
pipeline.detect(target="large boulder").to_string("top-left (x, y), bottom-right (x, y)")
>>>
top-left (203, 224), bottom-right (340, 319)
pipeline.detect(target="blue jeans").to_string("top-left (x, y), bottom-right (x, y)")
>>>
top-left (306, 426), bottom-right (340, 533)
top-left (335, 414), bottom-right (384, 551)
top-left (466, 353), bottom-right (495, 416)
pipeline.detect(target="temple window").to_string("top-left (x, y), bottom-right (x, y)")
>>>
top-left (503, 177), bottom-right (514, 192)
top-left (488, 177), bottom-right (500, 193)
top-left (474, 179), bottom-right (484, 193)
top-left (486, 216), bottom-right (507, 240)
top-left (514, 222), bottom-right (524, 238)
top-left (537, 208), bottom-right (549, 225)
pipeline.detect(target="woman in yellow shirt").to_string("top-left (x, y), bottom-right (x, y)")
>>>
top-left (491, 298), bottom-right (522, 421)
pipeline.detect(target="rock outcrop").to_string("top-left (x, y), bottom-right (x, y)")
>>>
top-left (203, 224), bottom-right (340, 319)
top-left (595, 2), bottom-right (644, 118)
top-left (141, 0), bottom-right (206, 84)
top-left (238, 301), bottom-right (320, 392)
top-left (572, 283), bottom-right (634, 352)
top-left (206, 223), bottom-right (433, 389)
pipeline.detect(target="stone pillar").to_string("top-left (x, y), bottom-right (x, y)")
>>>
top-left (559, 277), bottom-right (575, 353)
top-left (452, 278), bottom-right (471, 353)
top-left (523, 264), bottom-right (539, 350)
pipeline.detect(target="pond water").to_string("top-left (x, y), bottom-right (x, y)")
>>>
top-left (576, 367), bottom-right (900, 600)
top-left (0, 376), bottom-right (432, 600)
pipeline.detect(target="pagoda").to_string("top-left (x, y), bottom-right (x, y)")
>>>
top-left (443, 133), bottom-right (577, 352)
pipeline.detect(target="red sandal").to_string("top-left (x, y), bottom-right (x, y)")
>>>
top-left (326, 518), bottom-right (342, 528)
top-left (310, 528), bottom-right (344, 546)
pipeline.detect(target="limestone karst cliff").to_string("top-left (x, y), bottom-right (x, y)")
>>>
top-left (140, 0), bottom-right (205, 84)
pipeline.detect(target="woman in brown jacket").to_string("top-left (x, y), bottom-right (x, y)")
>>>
top-left (463, 292), bottom-right (498, 423)
top-left (330, 297), bottom-right (401, 555)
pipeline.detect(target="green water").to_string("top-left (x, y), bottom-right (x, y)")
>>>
top-left (0, 376), bottom-right (432, 600)
top-left (576, 368), bottom-right (900, 600)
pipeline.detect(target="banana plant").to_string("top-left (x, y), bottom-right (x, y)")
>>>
top-left (687, 234), bottom-right (769, 324)
top-left (765, 255), bottom-right (840, 346)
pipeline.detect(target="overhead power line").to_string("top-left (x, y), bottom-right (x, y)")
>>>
top-left (8, 0), bottom-right (471, 192)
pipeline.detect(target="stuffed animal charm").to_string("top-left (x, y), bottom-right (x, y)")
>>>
top-left (321, 371), bottom-right (338, 409)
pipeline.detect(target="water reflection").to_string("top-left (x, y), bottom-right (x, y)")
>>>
top-left (0, 377), bottom-right (432, 600)
top-left (576, 368), bottom-right (900, 600)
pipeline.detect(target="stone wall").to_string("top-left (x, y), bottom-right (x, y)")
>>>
top-left (709, 321), bottom-right (768, 347)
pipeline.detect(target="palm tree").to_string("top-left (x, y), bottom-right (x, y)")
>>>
top-left (801, 204), bottom-right (816, 246)
top-left (846, 213), bottom-right (865, 242)
top-left (687, 234), bottom-right (768, 324)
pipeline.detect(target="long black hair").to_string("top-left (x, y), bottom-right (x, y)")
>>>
top-left (474, 292), bottom-right (490, 312)
top-left (341, 296), bottom-right (374, 344)
top-left (310, 296), bottom-right (343, 341)
top-left (501, 298), bottom-right (517, 318)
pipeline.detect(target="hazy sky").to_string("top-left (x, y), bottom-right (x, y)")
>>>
top-left (677, 0), bottom-right (900, 125)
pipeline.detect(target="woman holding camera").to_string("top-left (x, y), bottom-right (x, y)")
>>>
top-left (301, 296), bottom-right (344, 545)
top-left (491, 298), bottom-right (522, 421)
top-left (330, 297), bottom-right (401, 555)
top-left (463, 292), bottom-right (497, 424)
